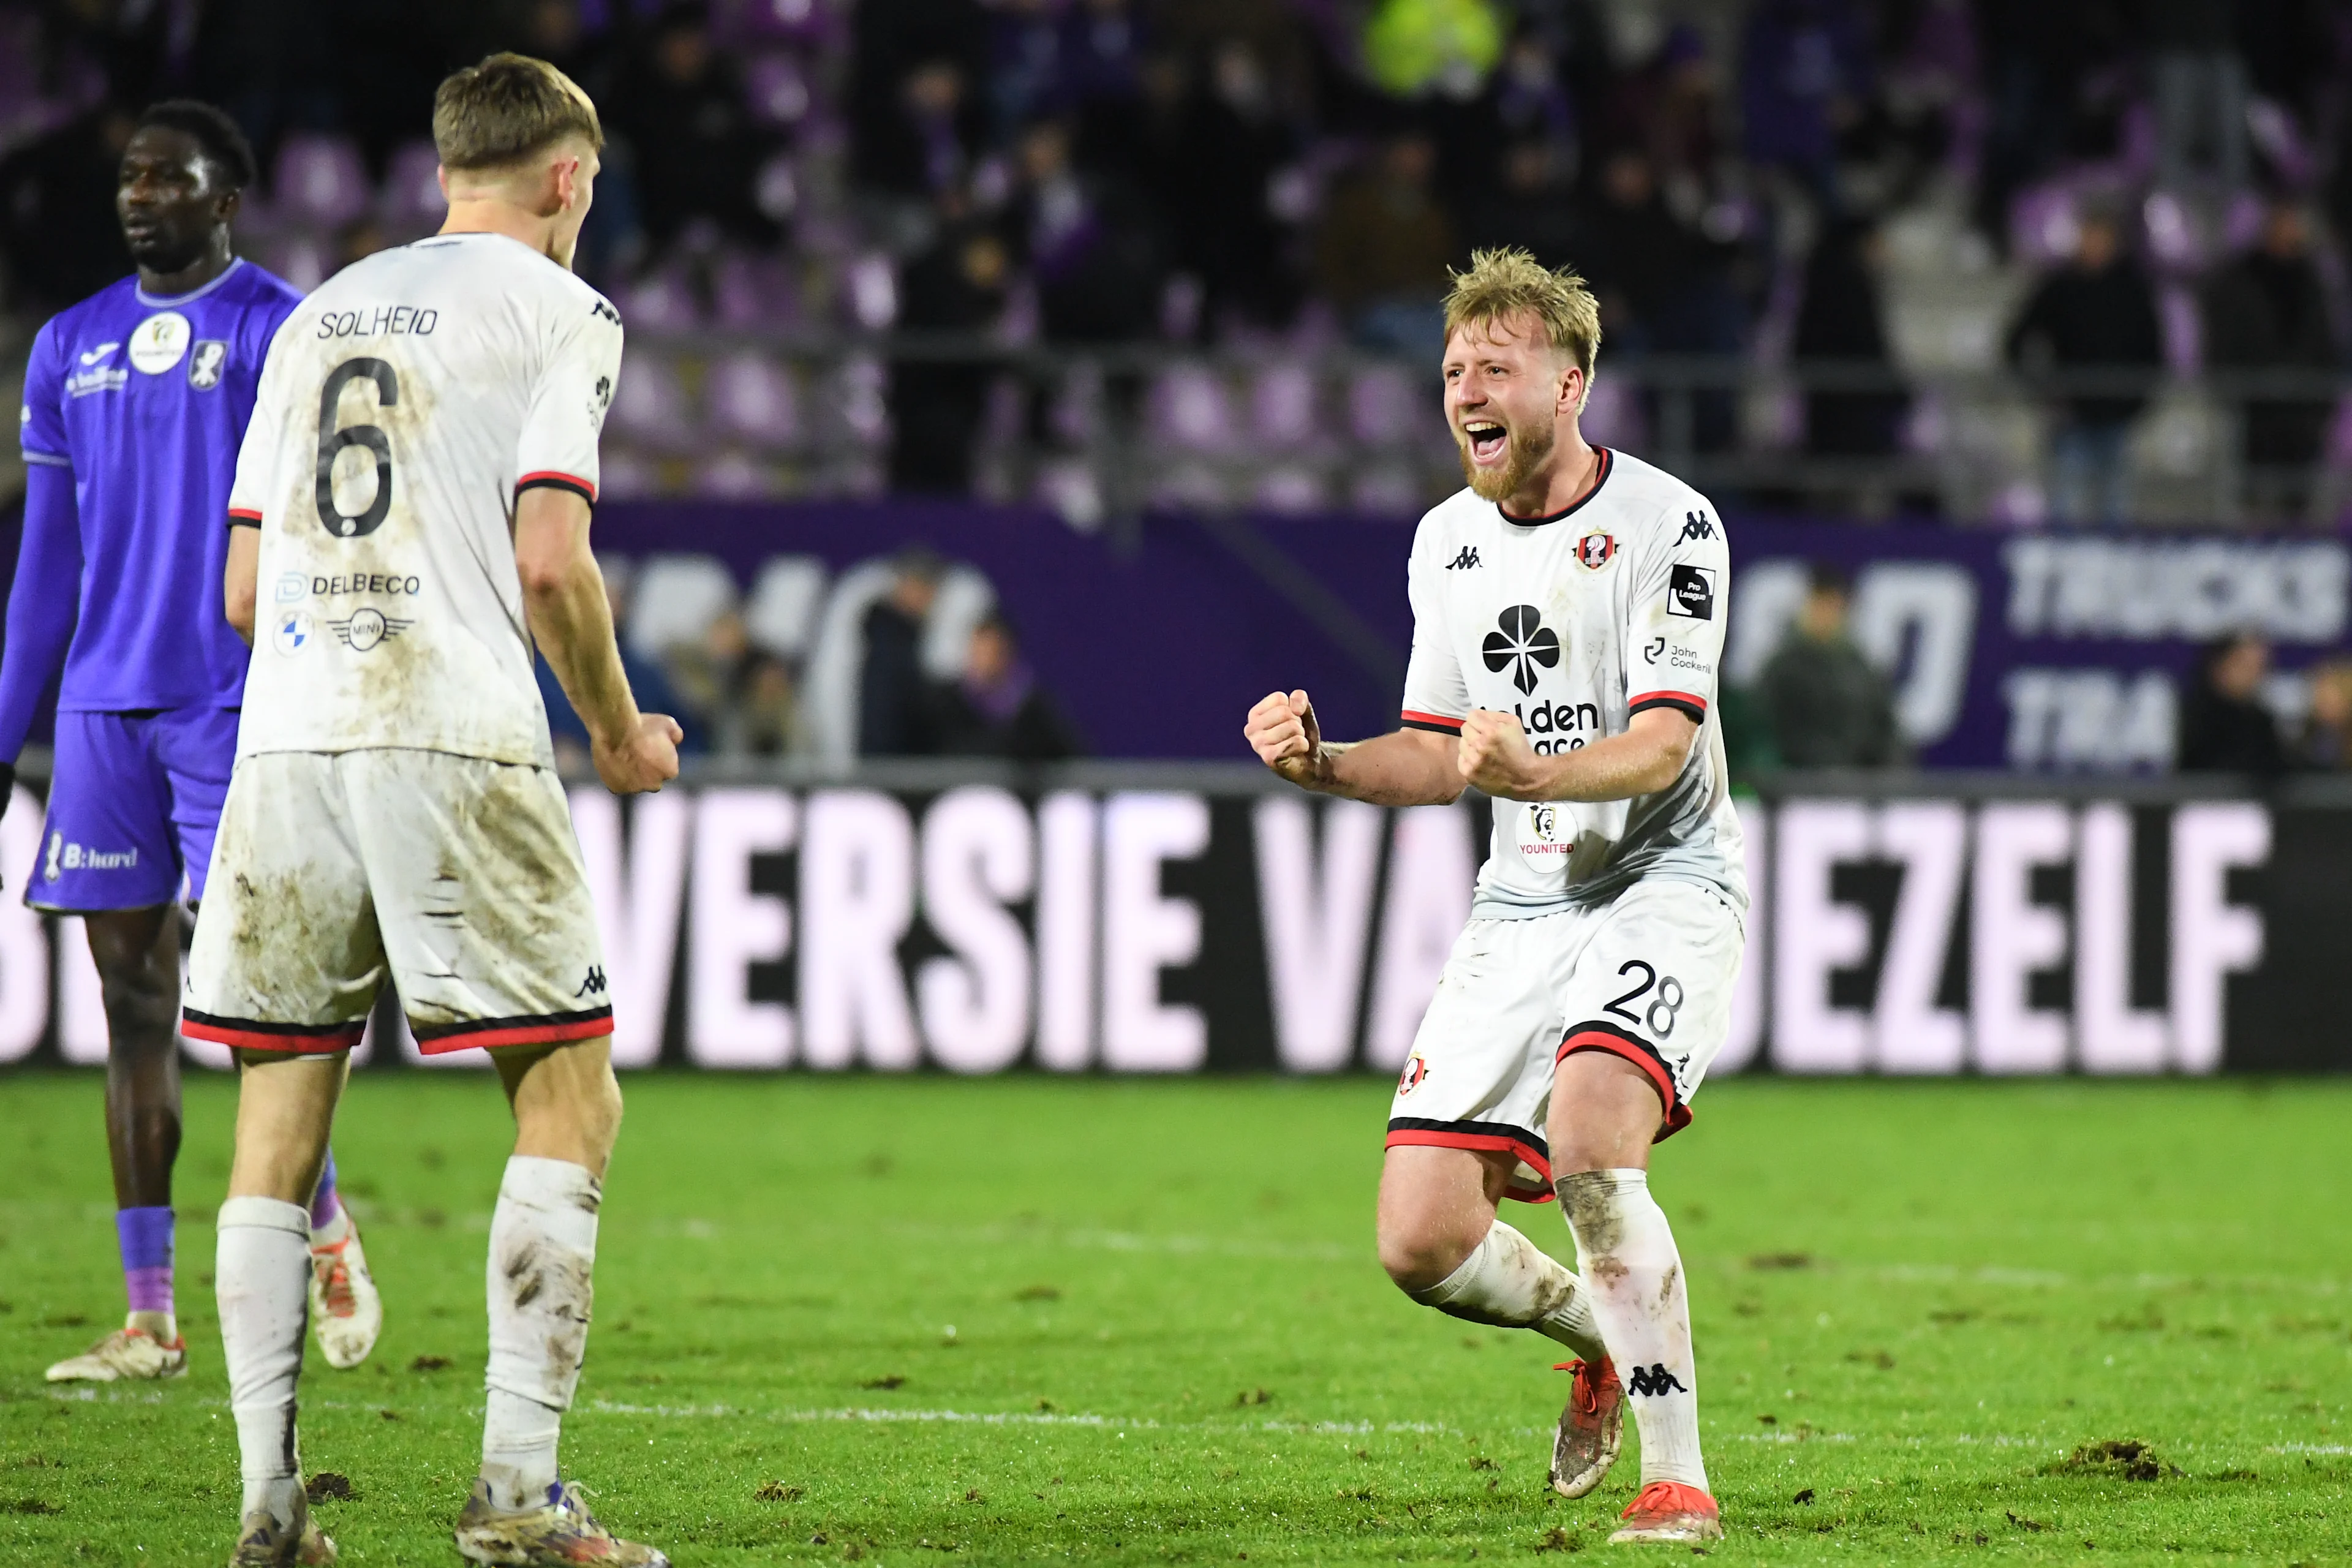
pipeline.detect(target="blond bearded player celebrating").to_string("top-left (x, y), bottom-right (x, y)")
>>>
top-left (1244, 249), bottom-right (1742, 1545)
top-left (187, 55), bottom-right (679, 1567)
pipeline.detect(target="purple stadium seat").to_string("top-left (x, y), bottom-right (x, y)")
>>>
top-left (606, 352), bottom-right (698, 453)
top-left (273, 134), bottom-right (371, 230)
top-left (843, 252), bottom-right (898, 330)
top-left (1253, 467), bottom-right (1327, 514)
top-left (1248, 361), bottom-right (1320, 452)
top-left (694, 451), bottom-right (779, 499)
top-left (827, 355), bottom-right (890, 448)
top-left (736, 0), bottom-right (826, 40)
top-left (1576, 374), bottom-right (1649, 453)
top-left (714, 251), bottom-right (802, 330)
top-left (1346, 364), bottom-right (1417, 446)
top-left (612, 267), bottom-right (704, 334)
top-left (2008, 183), bottom-right (2080, 270)
top-left (744, 51), bottom-right (812, 127)
top-left (2141, 189), bottom-right (2206, 274)
top-left (706, 351), bottom-right (802, 450)
top-left (1148, 366), bottom-right (1238, 453)
top-left (2156, 282), bottom-right (2201, 375)
top-left (260, 233), bottom-right (333, 294)
top-left (379, 140), bottom-right (444, 232)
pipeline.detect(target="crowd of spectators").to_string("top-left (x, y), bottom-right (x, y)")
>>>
top-left (2, 1), bottom-right (2350, 516)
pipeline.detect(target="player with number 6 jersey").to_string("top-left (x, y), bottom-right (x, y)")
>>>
top-left (192, 53), bottom-right (679, 1568)
top-left (1243, 249), bottom-right (1744, 1546)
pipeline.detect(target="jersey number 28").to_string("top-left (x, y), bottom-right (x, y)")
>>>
top-left (315, 357), bottom-right (398, 538)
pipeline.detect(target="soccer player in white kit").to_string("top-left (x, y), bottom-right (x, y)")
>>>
top-left (1244, 250), bottom-right (1743, 1545)
top-left (188, 56), bottom-right (679, 1567)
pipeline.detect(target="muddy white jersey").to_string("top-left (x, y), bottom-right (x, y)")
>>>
top-left (227, 231), bottom-right (623, 766)
top-left (1398, 447), bottom-right (1745, 919)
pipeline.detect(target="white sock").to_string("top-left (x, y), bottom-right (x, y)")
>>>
top-left (309, 1208), bottom-right (351, 1247)
top-left (216, 1196), bottom-right (312, 1526)
top-left (1406, 1219), bottom-right (1608, 1362)
top-left (1557, 1170), bottom-right (1707, 1491)
top-left (482, 1156), bottom-right (601, 1511)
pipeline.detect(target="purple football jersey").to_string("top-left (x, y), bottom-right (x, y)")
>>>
top-left (16, 258), bottom-right (301, 711)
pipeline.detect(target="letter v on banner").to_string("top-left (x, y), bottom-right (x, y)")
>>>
top-left (572, 788), bottom-right (693, 1068)
top-left (1253, 796), bottom-right (1382, 1071)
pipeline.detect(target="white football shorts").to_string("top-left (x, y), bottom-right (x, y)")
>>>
top-left (1385, 877), bottom-right (1744, 1203)
top-left (183, 749), bottom-right (612, 1056)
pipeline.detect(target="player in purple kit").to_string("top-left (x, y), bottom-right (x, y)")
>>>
top-left (3, 101), bottom-right (385, 1382)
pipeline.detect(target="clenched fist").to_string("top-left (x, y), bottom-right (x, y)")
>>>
top-left (1457, 708), bottom-right (1550, 799)
top-left (1245, 688), bottom-right (1332, 789)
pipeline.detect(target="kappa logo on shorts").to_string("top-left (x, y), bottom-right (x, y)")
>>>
top-left (574, 966), bottom-right (608, 999)
top-left (1396, 1054), bottom-right (1428, 1095)
top-left (1626, 1363), bottom-right (1689, 1397)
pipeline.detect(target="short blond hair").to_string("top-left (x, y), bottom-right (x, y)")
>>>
top-left (1443, 247), bottom-right (1602, 391)
top-left (433, 53), bottom-right (601, 172)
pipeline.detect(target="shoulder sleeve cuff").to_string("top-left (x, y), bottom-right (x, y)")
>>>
top-left (21, 450), bottom-right (70, 469)
top-left (1401, 709), bottom-right (1465, 734)
top-left (227, 507), bottom-right (263, 529)
top-left (518, 470), bottom-right (597, 504)
top-left (1628, 692), bottom-right (1707, 723)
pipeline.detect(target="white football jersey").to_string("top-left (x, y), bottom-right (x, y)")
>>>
top-left (1398, 447), bottom-right (1746, 918)
top-left (227, 232), bottom-right (623, 766)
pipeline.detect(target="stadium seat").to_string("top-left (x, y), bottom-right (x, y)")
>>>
top-left (378, 140), bottom-right (445, 233)
top-left (597, 449), bottom-right (658, 502)
top-left (272, 134), bottom-right (371, 230)
top-left (2155, 282), bottom-right (2202, 375)
top-left (737, 0), bottom-right (826, 39)
top-left (612, 267), bottom-right (705, 334)
top-left (824, 355), bottom-right (891, 449)
top-left (2008, 183), bottom-right (2081, 270)
top-left (606, 352), bottom-right (698, 453)
top-left (1248, 361), bottom-right (1321, 453)
top-left (260, 232), bottom-right (333, 294)
top-left (1149, 365), bottom-right (1238, 453)
top-left (695, 451), bottom-right (781, 499)
top-left (714, 251), bottom-right (802, 330)
top-left (844, 252), bottom-right (899, 330)
top-left (1254, 467), bottom-right (1327, 514)
top-left (1576, 373), bottom-right (1649, 453)
top-left (742, 556), bottom-right (829, 662)
top-left (706, 350), bottom-right (802, 450)
top-left (2141, 189), bottom-right (2209, 274)
top-left (627, 554), bottom-right (741, 661)
top-left (1346, 364), bottom-right (1419, 446)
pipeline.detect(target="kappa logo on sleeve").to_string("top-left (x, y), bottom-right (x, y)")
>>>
top-left (1667, 564), bottom-right (1716, 621)
top-left (1679, 511), bottom-right (1716, 541)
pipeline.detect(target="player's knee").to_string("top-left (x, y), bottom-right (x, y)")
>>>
top-left (1377, 1215), bottom-right (1479, 1295)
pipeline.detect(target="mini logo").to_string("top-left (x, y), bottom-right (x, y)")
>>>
top-left (1517, 802), bottom-right (1575, 858)
top-left (1645, 635), bottom-right (1666, 664)
top-left (187, 340), bottom-right (227, 390)
top-left (43, 832), bottom-right (62, 881)
top-left (1482, 605), bottom-right (1560, 695)
top-left (1627, 1363), bottom-right (1689, 1397)
top-left (1679, 511), bottom-right (1716, 542)
top-left (1445, 545), bottom-right (1481, 571)
top-left (1667, 563), bottom-right (1716, 621)
top-left (1396, 1054), bottom-right (1427, 1095)
top-left (330, 608), bottom-right (412, 652)
top-left (78, 341), bottom-right (120, 366)
top-left (273, 610), bottom-right (314, 656)
top-left (1577, 529), bottom-right (1615, 570)
top-left (128, 311), bottom-right (192, 375)
top-left (574, 966), bottom-right (608, 998)
top-left (274, 571), bottom-right (309, 604)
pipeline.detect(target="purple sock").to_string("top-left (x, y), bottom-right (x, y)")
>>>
top-left (117, 1206), bottom-right (174, 1317)
top-left (310, 1148), bottom-right (342, 1229)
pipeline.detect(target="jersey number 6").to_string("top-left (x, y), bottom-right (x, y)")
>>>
top-left (315, 357), bottom-right (398, 538)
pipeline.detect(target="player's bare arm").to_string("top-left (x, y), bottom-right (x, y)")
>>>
top-left (1457, 706), bottom-right (1698, 802)
top-left (1245, 688), bottom-right (1464, 807)
top-left (223, 524), bottom-right (258, 646)
top-left (514, 486), bottom-right (680, 795)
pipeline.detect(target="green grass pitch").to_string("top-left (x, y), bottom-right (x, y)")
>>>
top-left (1, 1071), bottom-right (2347, 1565)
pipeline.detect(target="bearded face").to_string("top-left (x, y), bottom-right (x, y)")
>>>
top-left (1442, 314), bottom-right (1581, 508)
top-left (1456, 411), bottom-right (1558, 503)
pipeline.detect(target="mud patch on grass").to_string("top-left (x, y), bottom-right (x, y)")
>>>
top-left (305, 1472), bottom-right (356, 1502)
top-left (2045, 1439), bottom-right (2179, 1481)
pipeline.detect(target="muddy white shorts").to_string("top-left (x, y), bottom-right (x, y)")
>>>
top-left (183, 748), bottom-right (612, 1056)
top-left (1385, 878), bottom-right (1744, 1203)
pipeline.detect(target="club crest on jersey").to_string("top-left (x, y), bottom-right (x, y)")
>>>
top-left (1396, 1054), bottom-right (1428, 1095)
top-left (1576, 529), bottom-right (1616, 570)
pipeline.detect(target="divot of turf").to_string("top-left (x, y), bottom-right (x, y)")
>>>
top-left (2046, 1438), bottom-right (2178, 1481)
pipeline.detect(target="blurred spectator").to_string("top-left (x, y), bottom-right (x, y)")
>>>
top-left (2178, 634), bottom-right (2286, 777)
top-left (987, 0), bottom-right (1066, 140)
top-left (1465, 141), bottom-right (1579, 270)
top-left (0, 104), bottom-right (137, 312)
top-left (859, 546), bottom-right (946, 756)
top-left (2296, 660), bottom-right (2352, 771)
top-left (1014, 118), bottom-right (1165, 343)
top-left (1314, 133), bottom-right (1457, 358)
top-left (1757, 564), bottom-right (1903, 768)
top-left (2203, 199), bottom-right (2338, 510)
top-left (605, 2), bottom-right (782, 255)
top-left (1578, 146), bottom-right (1744, 448)
top-left (2006, 210), bottom-right (2162, 525)
top-left (891, 193), bottom-right (1011, 494)
top-left (1166, 38), bottom-right (1303, 332)
top-left (1061, 0), bottom-right (1148, 174)
top-left (2147, 0), bottom-right (2246, 191)
top-left (719, 652), bottom-right (802, 758)
top-left (1794, 219), bottom-right (1904, 456)
top-left (929, 611), bottom-right (1081, 761)
top-left (1738, 0), bottom-right (1870, 208)
top-left (1972, 0), bottom-right (2127, 246)
top-left (859, 58), bottom-right (984, 198)
top-left (1362, 0), bottom-right (1504, 100)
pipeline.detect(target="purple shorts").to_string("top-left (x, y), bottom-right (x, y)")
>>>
top-left (30, 707), bottom-right (238, 911)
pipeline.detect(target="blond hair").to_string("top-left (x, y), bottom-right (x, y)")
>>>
top-left (432, 53), bottom-right (602, 172)
top-left (1442, 247), bottom-right (1602, 402)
